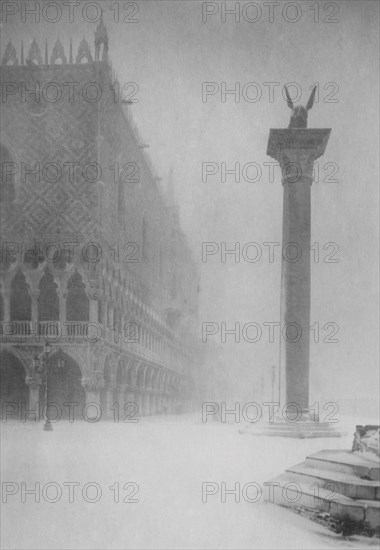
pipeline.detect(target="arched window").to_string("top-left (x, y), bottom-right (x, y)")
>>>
top-left (38, 269), bottom-right (59, 321)
top-left (66, 271), bottom-right (89, 321)
top-left (118, 181), bottom-right (125, 228)
top-left (0, 144), bottom-right (16, 202)
top-left (10, 271), bottom-right (31, 321)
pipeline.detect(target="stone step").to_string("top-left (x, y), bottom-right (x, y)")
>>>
top-left (355, 499), bottom-right (380, 530)
top-left (284, 462), bottom-right (380, 500)
top-left (264, 475), bottom-right (380, 530)
top-left (305, 450), bottom-right (380, 481)
top-left (250, 423), bottom-right (347, 438)
top-left (264, 421), bottom-right (338, 428)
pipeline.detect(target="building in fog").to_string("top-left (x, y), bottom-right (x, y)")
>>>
top-left (0, 21), bottom-right (200, 420)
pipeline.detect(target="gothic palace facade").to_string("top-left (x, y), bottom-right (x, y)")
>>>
top-left (0, 21), bottom-right (200, 421)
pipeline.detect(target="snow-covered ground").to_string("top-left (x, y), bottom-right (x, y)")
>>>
top-left (1, 414), bottom-right (379, 550)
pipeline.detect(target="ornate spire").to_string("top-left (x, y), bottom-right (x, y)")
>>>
top-left (50, 37), bottom-right (67, 64)
top-left (45, 40), bottom-right (48, 64)
top-left (2, 40), bottom-right (18, 66)
top-left (76, 37), bottom-right (93, 64)
top-left (94, 17), bottom-right (109, 61)
top-left (69, 38), bottom-right (73, 64)
top-left (27, 39), bottom-right (43, 65)
top-left (21, 41), bottom-right (24, 65)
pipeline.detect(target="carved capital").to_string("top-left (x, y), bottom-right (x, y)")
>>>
top-left (81, 373), bottom-right (105, 392)
top-left (266, 128), bottom-right (331, 185)
top-left (28, 288), bottom-right (41, 300)
top-left (279, 149), bottom-right (316, 183)
top-left (25, 374), bottom-right (43, 388)
top-left (86, 286), bottom-right (102, 301)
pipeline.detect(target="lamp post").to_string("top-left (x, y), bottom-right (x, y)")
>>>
top-left (33, 342), bottom-right (64, 431)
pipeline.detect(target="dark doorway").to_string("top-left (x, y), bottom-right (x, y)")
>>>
top-left (0, 351), bottom-right (28, 420)
top-left (40, 351), bottom-right (85, 421)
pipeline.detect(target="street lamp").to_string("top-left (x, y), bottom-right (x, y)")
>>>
top-left (33, 342), bottom-right (63, 432)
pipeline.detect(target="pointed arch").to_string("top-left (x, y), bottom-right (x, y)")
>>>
top-left (66, 271), bottom-right (89, 321)
top-left (42, 349), bottom-right (86, 420)
top-left (38, 269), bottom-right (59, 321)
top-left (10, 270), bottom-right (31, 321)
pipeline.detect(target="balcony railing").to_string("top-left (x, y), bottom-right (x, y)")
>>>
top-left (0, 321), bottom-right (185, 371)
top-left (0, 321), bottom-right (93, 340)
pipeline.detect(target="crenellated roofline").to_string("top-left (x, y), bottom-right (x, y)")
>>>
top-left (1, 18), bottom-right (109, 67)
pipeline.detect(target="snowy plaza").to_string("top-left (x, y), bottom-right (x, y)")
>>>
top-left (1, 414), bottom-right (379, 550)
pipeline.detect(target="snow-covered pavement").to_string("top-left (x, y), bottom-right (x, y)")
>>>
top-left (1, 415), bottom-right (378, 549)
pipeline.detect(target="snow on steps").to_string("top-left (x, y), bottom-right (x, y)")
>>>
top-left (264, 449), bottom-right (380, 531)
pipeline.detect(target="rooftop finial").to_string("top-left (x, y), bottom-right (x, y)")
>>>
top-left (51, 36), bottom-right (67, 64)
top-left (28, 38), bottom-right (43, 65)
top-left (2, 40), bottom-right (19, 66)
top-left (76, 37), bottom-right (93, 64)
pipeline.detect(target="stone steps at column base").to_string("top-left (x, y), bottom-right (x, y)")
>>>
top-left (263, 474), bottom-right (380, 532)
top-left (305, 450), bottom-right (380, 481)
top-left (240, 421), bottom-right (347, 438)
top-left (284, 463), bottom-right (380, 500)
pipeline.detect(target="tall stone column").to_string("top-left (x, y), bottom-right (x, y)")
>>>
top-left (81, 376), bottom-right (104, 421)
top-left (25, 375), bottom-right (42, 421)
top-left (134, 390), bottom-right (143, 417)
top-left (58, 290), bottom-right (67, 324)
top-left (104, 386), bottom-right (116, 419)
top-left (142, 392), bottom-right (150, 416)
top-left (267, 129), bottom-right (331, 412)
top-left (126, 387), bottom-right (135, 406)
top-left (29, 289), bottom-right (40, 324)
top-left (2, 289), bottom-right (11, 322)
